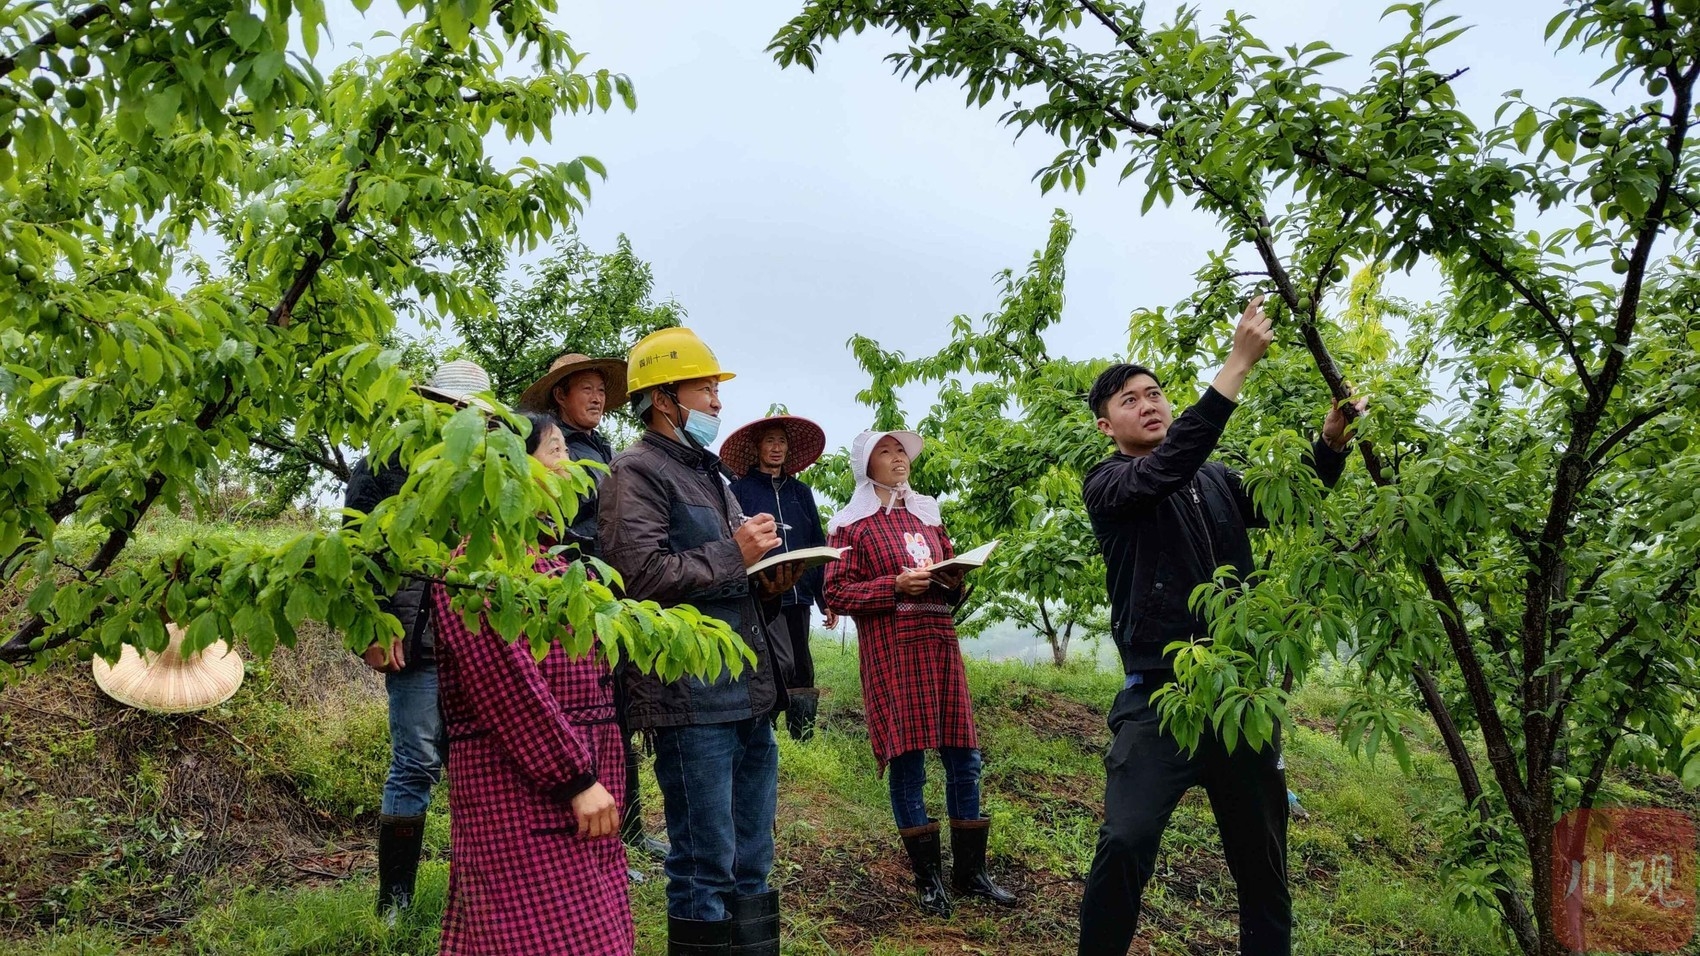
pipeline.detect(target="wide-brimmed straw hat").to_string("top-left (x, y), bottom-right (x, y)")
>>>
top-left (720, 415), bottom-right (827, 477)
top-left (414, 360), bottom-right (500, 413)
top-left (91, 623), bottom-right (245, 714)
top-left (517, 353), bottom-right (629, 414)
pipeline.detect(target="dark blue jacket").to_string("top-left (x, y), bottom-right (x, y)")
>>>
top-left (728, 470), bottom-right (829, 611)
top-left (553, 419), bottom-right (614, 557)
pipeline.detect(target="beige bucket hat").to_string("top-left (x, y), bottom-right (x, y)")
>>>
top-left (414, 360), bottom-right (501, 414)
top-left (91, 623), bottom-right (246, 714)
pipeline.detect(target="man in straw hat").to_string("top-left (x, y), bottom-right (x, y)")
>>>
top-left (517, 351), bottom-right (628, 552)
top-left (344, 359), bottom-right (499, 920)
top-left (598, 326), bottom-right (799, 955)
top-left (724, 413), bottom-right (835, 742)
top-left (519, 350), bottom-right (671, 868)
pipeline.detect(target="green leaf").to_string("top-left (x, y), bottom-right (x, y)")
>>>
top-left (251, 50), bottom-right (285, 89)
top-left (145, 88), bottom-right (182, 134)
top-left (228, 11), bottom-right (265, 50)
top-left (139, 346), bottom-right (163, 385)
top-left (26, 580), bottom-right (57, 616)
top-left (443, 407), bottom-right (483, 466)
top-left (439, 1), bottom-right (470, 50)
top-left (315, 534), bottom-right (351, 584)
top-left (1512, 107), bottom-right (1538, 151)
top-left (184, 612), bottom-right (221, 655)
top-left (284, 586), bottom-right (318, 627)
top-left (498, 478), bottom-right (526, 525)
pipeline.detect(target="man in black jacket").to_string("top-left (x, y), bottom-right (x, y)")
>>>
top-left (599, 327), bottom-right (799, 955)
top-left (1076, 297), bottom-right (1364, 956)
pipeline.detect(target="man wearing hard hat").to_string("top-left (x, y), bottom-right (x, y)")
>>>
top-left (597, 327), bottom-right (799, 955)
top-left (518, 350), bottom-right (672, 869)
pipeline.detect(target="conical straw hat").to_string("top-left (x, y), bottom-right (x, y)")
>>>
top-left (720, 415), bottom-right (827, 478)
top-left (91, 623), bottom-right (245, 714)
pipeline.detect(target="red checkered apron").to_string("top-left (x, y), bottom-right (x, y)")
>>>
top-left (432, 554), bottom-right (633, 955)
top-left (824, 509), bottom-right (978, 773)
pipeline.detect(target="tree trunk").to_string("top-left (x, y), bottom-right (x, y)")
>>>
top-left (1049, 632), bottom-right (1069, 667)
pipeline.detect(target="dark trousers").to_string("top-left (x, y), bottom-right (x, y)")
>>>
top-left (1078, 682), bottom-right (1291, 956)
top-left (622, 732), bottom-right (644, 835)
top-left (780, 604), bottom-right (815, 688)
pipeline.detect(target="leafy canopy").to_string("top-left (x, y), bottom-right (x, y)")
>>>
top-left (1, 0), bottom-right (747, 685)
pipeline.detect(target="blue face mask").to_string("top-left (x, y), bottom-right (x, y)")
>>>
top-left (682, 408), bottom-right (721, 447)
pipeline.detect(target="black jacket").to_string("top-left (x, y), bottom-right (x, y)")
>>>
top-left (344, 455), bottom-right (435, 666)
top-left (554, 420), bottom-right (614, 557)
top-left (726, 471), bottom-right (828, 611)
top-left (1082, 387), bottom-right (1348, 674)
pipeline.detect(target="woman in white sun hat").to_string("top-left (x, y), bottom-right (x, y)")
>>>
top-left (823, 429), bottom-right (1016, 919)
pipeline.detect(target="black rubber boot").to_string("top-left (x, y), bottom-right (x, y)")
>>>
top-left (785, 688), bottom-right (819, 742)
top-left (376, 813), bottom-right (426, 918)
top-left (728, 889), bottom-right (780, 956)
top-left (899, 821), bottom-right (953, 918)
top-left (950, 818), bottom-right (1017, 905)
top-left (667, 914), bottom-right (733, 955)
top-left (622, 740), bottom-right (670, 863)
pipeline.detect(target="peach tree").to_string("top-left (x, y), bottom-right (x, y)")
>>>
top-left (1, 0), bottom-right (748, 684)
top-left (772, 1), bottom-right (1700, 952)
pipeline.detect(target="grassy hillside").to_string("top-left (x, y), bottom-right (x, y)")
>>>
top-left (0, 613), bottom-right (1537, 956)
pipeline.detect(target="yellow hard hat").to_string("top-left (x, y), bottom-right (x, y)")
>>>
top-left (626, 326), bottom-right (736, 395)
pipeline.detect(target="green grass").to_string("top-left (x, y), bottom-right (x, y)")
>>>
top-left (183, 862), bottom-right (448, 956)
top-left (2, 631), bottom-right (1546, 955)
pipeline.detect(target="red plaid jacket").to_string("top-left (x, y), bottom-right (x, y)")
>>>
top-left (825, 509), bottom-right (978, 772)
top-left (431, 553), bottom-right (632, 956)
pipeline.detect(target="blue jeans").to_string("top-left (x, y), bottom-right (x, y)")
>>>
top-left (651, 718), bottom-right (779, 921)
top-left (381, 662), bottom-right (446, 817)
top-left (888, 747), bottom-right (983, 829)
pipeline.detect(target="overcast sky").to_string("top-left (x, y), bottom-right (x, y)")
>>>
top-left (327, 1), bottom-right (1617, 463)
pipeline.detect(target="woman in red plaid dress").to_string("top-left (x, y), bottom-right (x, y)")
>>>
top-left (824, 430), bottom-right (1016, 918)
top-left (430, 414), bottom-right (632, 955)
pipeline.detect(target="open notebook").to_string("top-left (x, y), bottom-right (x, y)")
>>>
top-left (746, 546), bottom-right (850, 577)
top-left (923, 539), bottom-right (999, 573)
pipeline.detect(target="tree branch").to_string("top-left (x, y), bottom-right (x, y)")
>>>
top-left (250, 434), bottom-right (353, 483)
top-left (1076, 0), bottom-right (1150, 58)
top-left (1411, 662), bottom-right (1539, 953)
top-left (1585, 406), bottom-right (1663, 467)
top-left (0, 4), bottom-right (112, 77)
top-left (268, 116), bottom-right (396, 327)
top-left (1417, 561), bottom-right (1534, 831)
